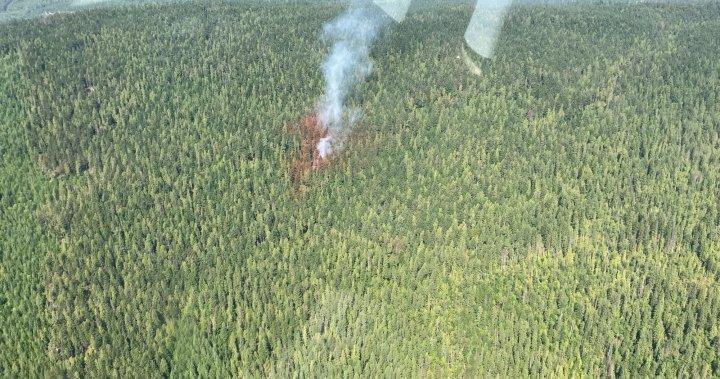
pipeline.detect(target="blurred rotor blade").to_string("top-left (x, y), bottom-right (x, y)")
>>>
top-left (465, 0), bottom-right (512, 58)
top-left (373, 0), bottom-right (412, 22)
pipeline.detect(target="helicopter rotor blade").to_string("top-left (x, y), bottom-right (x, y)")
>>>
top-left (465, 0), bottom-right (512, 58)
top-left (372, 0), bottom-right (412, 22)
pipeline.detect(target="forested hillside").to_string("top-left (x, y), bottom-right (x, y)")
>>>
top-left (1, 1), bottom-right (719, 377)
top-left (0, 0), bottom-right (177, 21)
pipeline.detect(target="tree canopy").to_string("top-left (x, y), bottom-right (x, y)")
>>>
top-left (1, 1), bottom-right (719, 377)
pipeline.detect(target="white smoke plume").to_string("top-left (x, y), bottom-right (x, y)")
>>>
top-left (317, 5), bottom-right (388, 159)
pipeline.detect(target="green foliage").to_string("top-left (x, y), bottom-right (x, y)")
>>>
top-left (0, 37), bottom-right (56, 376)
top-left (0, 0), bottom-right (182, 22)
top-left (1, 1), bottom-right (719, 377)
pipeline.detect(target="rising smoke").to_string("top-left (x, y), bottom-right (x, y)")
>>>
top-left (316, 5), bottom-right (388, 159)
top-left (315, 0), bottom-right (514, 159)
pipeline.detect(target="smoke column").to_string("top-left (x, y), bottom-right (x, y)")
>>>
top-left (317, 5), bottom-right (387, 159)
top-left (316, 0), bottom-right (512, 158)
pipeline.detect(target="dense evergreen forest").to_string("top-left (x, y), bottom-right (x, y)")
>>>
top-left (1, 0), bottom-right (719, 376)
top-left (0, 0), bottom-right (190, 21)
